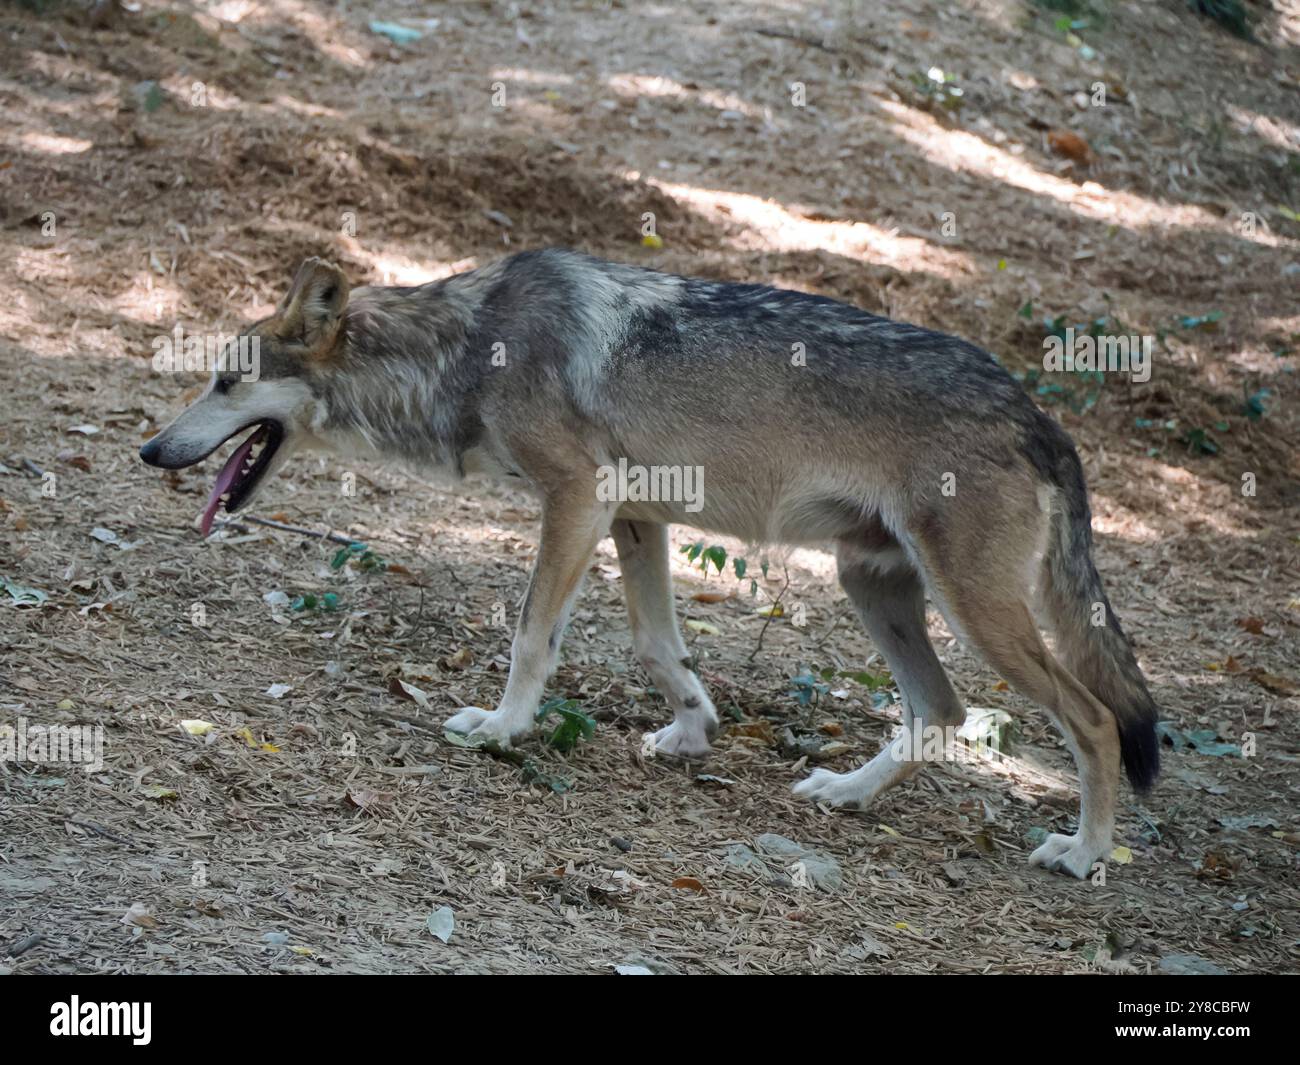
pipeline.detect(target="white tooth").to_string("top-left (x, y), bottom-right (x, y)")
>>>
top-left (249, 442), bottom-right (265, 460)
top-left (220, 493), bottom-right (231, 502)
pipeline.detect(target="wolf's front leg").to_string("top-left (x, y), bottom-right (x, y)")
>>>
top-left (611, 519), bottom-right (718, 757)
top-left (445, 486), bottom-right (615, 748)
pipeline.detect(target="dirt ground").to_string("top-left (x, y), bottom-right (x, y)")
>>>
top-left (1, 0), bottom-right (1298, 974)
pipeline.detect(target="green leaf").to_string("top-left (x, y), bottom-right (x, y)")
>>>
top-left (1243, 389), bottom-right (1270, 421)
top-left (787, 671), bottom-right (830, 707)
top-left (1177, 311), bottom-right (1223, 330)
top-left (536, 698), bottom-right (596, 753)
top-left (1182, 427), bottom-right (1219, 455)
top-left (426, 906), bottom-right (455, 943)
top-left (843, 670), bottom-right (891, 690)
top-left (701, 545), bottom-right (728, 576)
top-left (330, 542), bottom-right (366, 570)
top-left (133, 80), bottom-right (164, 113)
top-left (2, 576), bottom-right (48, 606)
top-left (1186, 730), bottom-right (1240, 757)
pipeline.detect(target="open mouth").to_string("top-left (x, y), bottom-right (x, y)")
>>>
top-left (200, 421), bottom-right (284, 536)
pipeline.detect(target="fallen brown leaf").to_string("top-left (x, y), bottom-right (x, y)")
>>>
top-left (1047, 128), bottom-right (1092, 164)
top-left (1250, 669), bottom-right (1298, 696)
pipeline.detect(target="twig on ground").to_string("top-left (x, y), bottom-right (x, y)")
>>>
top-left (749, 564), bottom-right (791, 662)
top-left (751, 26), bottom-right (839, 52)
top-left (213, 514), bottom-right (357, 546)
top-left (64, 819), bottom-right (136, 846)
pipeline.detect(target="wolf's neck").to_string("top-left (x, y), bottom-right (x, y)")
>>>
top-left (322, 278), bottom-right (487, 469)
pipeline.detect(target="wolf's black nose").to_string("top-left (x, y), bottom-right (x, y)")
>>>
top-left (139, 437), bottom-right (163, 467)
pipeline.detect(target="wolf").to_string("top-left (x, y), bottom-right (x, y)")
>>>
top-left (139, 249), bottom-right (1159, 878)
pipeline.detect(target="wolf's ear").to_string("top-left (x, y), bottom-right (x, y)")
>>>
top-left (277, 257), bottom-right (349, 352)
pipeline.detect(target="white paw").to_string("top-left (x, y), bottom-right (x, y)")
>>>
top-left (444, 706), bottom-right (528, 748)
top-left (793, 767), bottom-right (876, 809)
top-left (647, 719), bottom-right (713, 758)
top-left (1028, 832), bottom-right (1105, 880)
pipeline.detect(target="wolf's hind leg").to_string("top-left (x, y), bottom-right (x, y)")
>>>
top-left (794, 541), bottom-right (965, 808)
top-left (953, 596), bottom-right (1118, 879)
top-left (908, 506), bottom-right (1121, 880)
top-left (611, 519), bottom-right (718, 757)
top-left (445, 486), bottom-right (614, 747)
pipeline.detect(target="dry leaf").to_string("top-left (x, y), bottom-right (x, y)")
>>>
top-left (1250, 670), bottom-right (1298, 696)
top-left (1197, 851), bottom-right (1237, 880)
top-left (1047, 128), bottom-right (1092, 163)
top-left (399, 662), bottom-right (439, 681)
top-left (345, 788), bottom-right (393, 810)
top-left (388, 675), bottom-right (430, 706)
top-left (121, 902), bottom-right (159, 929)
top-left (442, 647), bottom-right (473, 671)
top-left (726, 719), bottom-right (777, 745)
top-left (1206, 656), bottom-right (1244, 674)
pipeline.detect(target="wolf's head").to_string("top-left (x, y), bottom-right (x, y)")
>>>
top-left (139, 257), bottom-right (351, 535)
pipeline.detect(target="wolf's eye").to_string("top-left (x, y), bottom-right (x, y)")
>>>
top-left (213, 377), bottom-right (233, 396)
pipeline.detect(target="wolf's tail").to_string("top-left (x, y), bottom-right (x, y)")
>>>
top-left (1035, 422), bottom-right (1160, 792)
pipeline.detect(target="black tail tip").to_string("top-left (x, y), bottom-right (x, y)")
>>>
top-left (1120, 718), bottom-right (1160, 792)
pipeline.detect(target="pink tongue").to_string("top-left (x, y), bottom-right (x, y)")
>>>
top-left (199, 433), bottom-right (258, 536)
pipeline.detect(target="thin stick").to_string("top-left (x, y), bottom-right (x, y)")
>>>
top-left (65, 818), bottom-right (136, 846)
top-left (815, 608), bottom-right (848, 648)
top-left (748, 564), bottom-right (791, 662)
top-left (213, 514), bottom-right (358, 546)
top-left (751, 26), bottom-right (839, 53)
